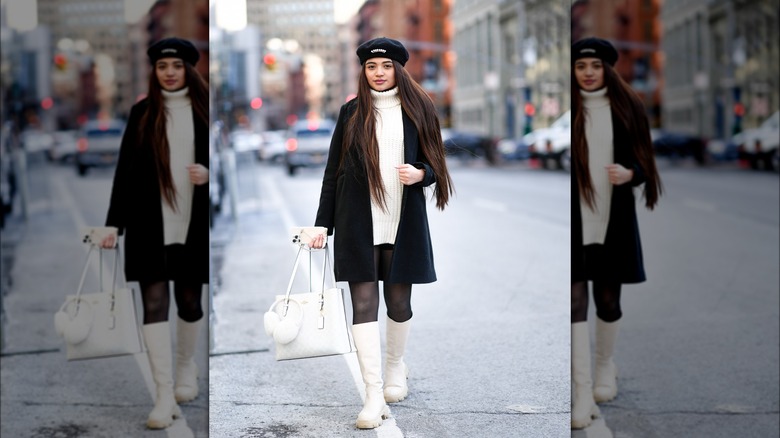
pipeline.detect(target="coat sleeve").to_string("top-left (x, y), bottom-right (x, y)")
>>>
top-left (314, 102), bottom-right (350, 236)
top-left (105, 103), bottom-right (143, 235)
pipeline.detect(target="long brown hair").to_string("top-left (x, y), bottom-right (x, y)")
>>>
top-left (572, 63), bottom-right (662, 210)
top-left (138, 62), bottom-right (208, 211)
top-left (342, 60), bottom-right (454, 210)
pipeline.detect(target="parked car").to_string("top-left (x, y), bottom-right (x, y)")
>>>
top-left (443, 131), bottom-right (499, 165)
top-left (733, 110), bottom-right (779, 170)
top-left (230, 129), bottom-right (263, 158)
top-left (705, 137), bottom-right (740, 163)
top-left (651, 129), bottom-right (706, 164)
top-left (285, 119), bottom-right (335, 175)
top-left (75, 119), bottom-right (125, 176)
top-left (49, 130), bottom-right (79, 163)
top-left (20, 128), bottom-right (54, 157)
top-left (259, 130), bottom-right (287, 164)
top-left (497, 132), bottom-right (533, 162)
top-left (528, 110), bottom-right (571, 171)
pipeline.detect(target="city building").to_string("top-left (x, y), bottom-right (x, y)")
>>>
top-left (452, 0), bottom-right (568, 139)
top-left (661, 0), bottom-right (779, 138)
top-left (246, 0), bottom-right (341, 119)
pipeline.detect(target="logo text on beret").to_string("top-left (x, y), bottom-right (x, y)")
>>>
top-left (370, 48), bottom-right (387, 53)
top-left (162, 48), bottom-right (177, 54)
top-left (580, 48), bottom-right (596, 54)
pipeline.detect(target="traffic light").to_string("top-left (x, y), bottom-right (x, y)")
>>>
top-left (263, 53), bottom-right (277, 71)
top-left (54, 53), bottom-right (67, 71)
top-left (523, 102), bottom-right (535, 134)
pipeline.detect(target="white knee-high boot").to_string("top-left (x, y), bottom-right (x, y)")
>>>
top-left (143, 322), bottom-right (182, 429)
top-left (384, 317), bottom-right (410, 403)
top-left (352, 322), bottom-right (390, 429)
top-left (571, 322), bottom-right (599, 429)
top-left (593, 318), bottom-right (619, 403)
top-left (174, 317), bottom-right (202, 403)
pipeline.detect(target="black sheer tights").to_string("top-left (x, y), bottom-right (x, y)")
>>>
top-left (139, 280), bottom-right (204, 324)
top-left (571, 281), bottom-right (622, 323)
top-left (348, 245), bottom-right (412, 325)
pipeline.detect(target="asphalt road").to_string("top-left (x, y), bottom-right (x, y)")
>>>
top-left (574, 161), bottom-right (780, 438)
top-left (209, 158), bottom-right (572, 437)
top-left (0, 158), bottom-right (209, 437)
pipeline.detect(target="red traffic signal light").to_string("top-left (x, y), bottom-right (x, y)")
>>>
top-left (250, 97), bottom-right (263, 110)
top-left (733, 102), bottom-right (745, 117)
top-left (524, 102), bottom-right (536, 117)
top-left (263, 54), bottom-right (277, 70)
top-left (54, 54), bottom-right (67, 70)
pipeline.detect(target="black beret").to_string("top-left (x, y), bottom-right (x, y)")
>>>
top-left (357, 37), bottom-right (409, 66)
top-left (147, 37), bottom-right (200, 66)
top-left (572, 37), bottom-right (618, 66)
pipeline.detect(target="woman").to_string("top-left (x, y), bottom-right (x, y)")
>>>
top-left (570, 37), bottom-right (662, 429)
top-left (100, 37), bottom-right (209, 429)
top-left (310, 37), bottom-right (454, 429)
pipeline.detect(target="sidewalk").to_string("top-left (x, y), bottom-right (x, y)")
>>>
top-left (0, 161), bottom-right (208, 437)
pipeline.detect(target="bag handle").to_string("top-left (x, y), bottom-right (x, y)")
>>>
top-left (72, 244), bottom-right (124, 323)
top-left (282, 244), bottom-right (335, 317)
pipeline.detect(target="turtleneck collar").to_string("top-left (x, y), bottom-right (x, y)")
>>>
top-left (370, 86), bottom-right (401, 109)
top-left (581, 87), bottom-right (609, 109)
top-left (162, 87), bottom-right (191, 109)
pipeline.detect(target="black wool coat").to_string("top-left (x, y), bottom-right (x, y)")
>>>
top-left (105, 98), bottom-right (209, 284)
top-left (315, 100), bottom-right (438, 284)
top-left (572, 107), bottom-right (649, 284)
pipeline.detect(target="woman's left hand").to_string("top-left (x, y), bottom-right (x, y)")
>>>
top-left (187, 164), bottom-right (209, 185)
top-left (396, 164), bottom-right (425, 186)
top-left (605, 163), bottom-right (633, 186)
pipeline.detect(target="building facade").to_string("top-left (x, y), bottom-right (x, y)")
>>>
top-left (246, 0), bottom-right (341, 119)
top-left (662, 0), bottom-right (779, 138)
top-left (452, 0), bottom-right (568, 139)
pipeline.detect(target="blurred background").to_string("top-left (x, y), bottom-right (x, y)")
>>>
top-left (572, 0), bottom-right (779, 169)
top-left (572, 1), bottom-right (779, 437)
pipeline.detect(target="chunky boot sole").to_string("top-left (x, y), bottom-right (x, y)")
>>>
top-left (175, 362), bottom-right (199, 403)
top-left (175, 386), bottom-right (198, 403)
top-left (593, 363), bottom-right (618, 403)
top-left (356, 405), bottom-right (390, 429)
top-left (384, 363), bottom-right (409, 403)
top-left (147, 404), bottom-right (182, 429)
top-left (571, 404), bottom-right (599, 429)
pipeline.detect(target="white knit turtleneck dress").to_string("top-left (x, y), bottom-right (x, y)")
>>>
top-left (161, 87), bottom-right (194, 245)
top-left (370, 87), bottom-right (405, 245)
top-left (580, 87), bottom-right (613, 245)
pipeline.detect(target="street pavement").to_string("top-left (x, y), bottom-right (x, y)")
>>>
top-left (1, 156), bottom-right (209, 437)
top-left (574, 160), bottom-right (780, 438)
top-left (208, 157), bottom-right (571, 437)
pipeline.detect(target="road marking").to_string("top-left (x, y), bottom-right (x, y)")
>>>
top-left (682, 199), bottom-right (717, 212)
top-left (473, 197), bottom-right (509, 213)
top-left (263, 174), bottom-right (405, 437)
top-left (54, 170), bottom-right (194, 437)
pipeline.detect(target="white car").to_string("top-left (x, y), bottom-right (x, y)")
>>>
top-left (529, 110), bottom-right (571, 171)
top-left (733, 110), bottom-right (779, 170)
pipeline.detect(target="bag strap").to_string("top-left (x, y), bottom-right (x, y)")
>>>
top-left (73, 244), bottom-right (123, 316)
top-left (282, 244), bottom-right (335, 317)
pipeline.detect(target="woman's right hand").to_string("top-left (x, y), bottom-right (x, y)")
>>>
top-left (100, 234), bottom-right (116, 249)
top-left (309, 233), bottom-right (327, 249)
